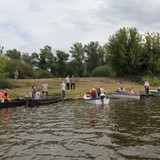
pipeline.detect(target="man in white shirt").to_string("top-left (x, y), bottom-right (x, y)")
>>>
top-left (144, 80), bottom-right (150, 94)
top-left (66, 75), bottom-right (70, 90)
top-left (61, 81), bottom-right (66, 98)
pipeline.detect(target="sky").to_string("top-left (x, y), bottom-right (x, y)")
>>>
top-left (0, 0), bottom-right (160, 54)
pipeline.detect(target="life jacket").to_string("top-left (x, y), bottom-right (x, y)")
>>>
top-left (2, 90), bottom-right (10, 101)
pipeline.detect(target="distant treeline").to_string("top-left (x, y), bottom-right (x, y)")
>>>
top-left (1, 27), bottom-right (160, 81)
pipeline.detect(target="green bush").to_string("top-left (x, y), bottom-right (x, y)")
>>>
top-left (0, 78), bottom-right (14, 88)
top-left (34, 69), bottom-right (53, 79)
top-left (91, 65), bottom-right (115, 77)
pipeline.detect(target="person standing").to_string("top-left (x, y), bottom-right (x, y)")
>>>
top-left (42, 82), bottom-right (49, 97)
top-left (14, 70), bottom-right (19, 80)
top-left (66, 75), bottom-right (70, 90)
top-left (70, 75), bottom-right (75, 89)
top-left (144, 80), bottom-right (150, 94)
top-left (60, 81), bottom-right (66, 98)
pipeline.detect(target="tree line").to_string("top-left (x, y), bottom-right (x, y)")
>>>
top-left (0, 27), bottom-right (160, 80)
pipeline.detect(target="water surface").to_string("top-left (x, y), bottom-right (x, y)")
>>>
top-left (0, 97), bottom-right (160, 160)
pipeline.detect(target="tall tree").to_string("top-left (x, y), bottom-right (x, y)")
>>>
top-left (38, 45), bottom-right (56, 72)
top-left (107, 27), bottom-right (143, 76)
top-left (56, 50), bottom-right (69, 77)
top-left (69, 42), bottom-right (85, 76)
top-left (5, 49), bottom-right (21, 60)
top-left (84, 41), bottom-right (104, 73)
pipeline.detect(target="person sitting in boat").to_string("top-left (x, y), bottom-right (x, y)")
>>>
top-left (35, 89), bottom-right (41, 99)
top-left (116, 86), bottom-right (126, 93)
top-left (1, 89), bottom-right (11, 101)
top-left (91, 88), bottom-right (97, 99)
top-left (128, 88), bottom-right (135, 94)
top-left (86, 90), bottom-right (91, 97)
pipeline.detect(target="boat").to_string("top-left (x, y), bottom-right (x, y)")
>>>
top-left (84, 94), bottom-right (110, 105)
top-left (0, 98), bottom-right (26, 108)
top-left (149, 90), bottom-right (160, 97)
top-left (139, 91), bottom-right (153, 97)
top-left (107, 92), bottom-right (140, 100)
top-left (26, 96), bottom-right (61, 106)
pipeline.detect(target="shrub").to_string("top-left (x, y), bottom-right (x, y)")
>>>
top-left (34, 69), bottom-right (53, 79)
top-left (0, 78), bottom-right (14, 88)
top-left (91, 65), bottom-right (115, 77)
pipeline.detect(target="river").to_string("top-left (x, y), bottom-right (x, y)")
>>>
top-left (0, 97), bottom-right (160, 160)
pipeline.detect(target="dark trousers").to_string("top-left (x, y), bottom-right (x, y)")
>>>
top-left (66, 83), bottom-right (70, 90)
top-left (145, 86), bottom-right (149, 94)
top-left (71, 83), bottom-right (75, 89)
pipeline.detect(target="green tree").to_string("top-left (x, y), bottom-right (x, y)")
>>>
top-left (5, 49), bottom-right (21, 60)
top-left (69, 42), bottom-right (85, 76)
top-left (39, 46), bottom-right (55, 71)
top-left (84, 41), bottom-right (105, 73)
top-left (141, 32), bottom-right (160, 76)
top-left (106, 27), bottom-right (143, 77)
top-left (56, 50), bottom-right (69, 77)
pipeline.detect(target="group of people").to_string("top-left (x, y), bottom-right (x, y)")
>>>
top-left (60, 75), bottom-right (76, 98)
top-left (0, 88), bottom-right (11, 102)
top-left (116, 86), bottom-right (135, 94)
top-left (85, 87), bottom-right (106, 100)
top-left (66, 75), bottom-right (75, 90)
top-left (28, 82), bottom-right (49, 99)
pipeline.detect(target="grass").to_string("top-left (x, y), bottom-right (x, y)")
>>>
top-left (2, 77), bottom-right (157, 99)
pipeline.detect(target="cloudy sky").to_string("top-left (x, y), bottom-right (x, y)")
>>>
top-left (0, 0), bottom-right (160, 54)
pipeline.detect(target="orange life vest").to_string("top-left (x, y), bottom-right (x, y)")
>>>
top-left (2, 91), bottom-right (10, 101)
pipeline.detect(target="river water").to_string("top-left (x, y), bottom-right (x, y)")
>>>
top-left (0, 97), bottom-right (160, 160)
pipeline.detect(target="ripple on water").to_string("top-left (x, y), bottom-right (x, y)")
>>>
top-left (0, 99), bottom-right (160, 159)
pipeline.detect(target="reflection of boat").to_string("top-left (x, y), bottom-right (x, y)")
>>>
top-left (149, 90), bottom-right (160, 97)
top-left (84, 94), bottom-right (110, 105)
top-left (27, 96), bottom-right (61, 106)
top-left (0, 98), bottom-right (26, 108)
top-left (107, 92), bottom-right (140, 99)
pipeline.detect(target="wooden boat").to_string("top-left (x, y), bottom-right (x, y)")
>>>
top-left (107, 92), bottom-right (140, 100)
top-left (149, 90), bottom-right (160, 97)
top-left (0, 98), bottom-right (26, 108)
top-left (26, 96), bottom-right (61, 106)
top-left (84, 94), bottom-right (110, 105)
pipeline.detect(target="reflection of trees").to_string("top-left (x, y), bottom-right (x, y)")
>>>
top-left (108, 98), bottom-right (160, 146)
top-left (109, 100), bottom-right (153, 134)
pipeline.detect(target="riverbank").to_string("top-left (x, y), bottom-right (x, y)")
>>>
top-left (7, 77), bottom-right (156, 99)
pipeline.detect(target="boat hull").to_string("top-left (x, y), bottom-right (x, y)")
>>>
top-left (27, 96), bottom-right (61, 106)
top-left (149, 90), bottom-right (160, 97)
top-left (0, 98), bottom-right (26, 108)
top-left (84, 95), bottom-right (110, 105)
top-left (107, 92), bottom-right (140, 99)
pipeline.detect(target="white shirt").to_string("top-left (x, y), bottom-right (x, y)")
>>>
top-left (61, 83), bottom-right (66, 91)
top-left (66, 77), bottom-right (70, 83)
top-left (144, 81), bottom-right (149, 87)
top-left (42, 83), bottom-right (48, 91)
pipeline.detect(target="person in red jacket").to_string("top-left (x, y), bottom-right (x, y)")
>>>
top-left (2, 89), bottom-right (11, 101)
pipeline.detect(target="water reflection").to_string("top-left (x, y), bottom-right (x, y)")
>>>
top-left (0, 98), bottom-right (159, 159)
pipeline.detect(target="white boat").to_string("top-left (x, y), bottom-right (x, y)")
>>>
top-left (107, 92), bottom-right (140, 100)
top-left (84, 94), bottom-right (110, 105)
